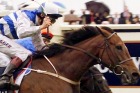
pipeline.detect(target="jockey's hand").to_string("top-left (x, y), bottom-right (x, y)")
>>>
top-left (35, 45), bottom-right (49, 55)
top-left (39, 17), bottom-right (52, 30)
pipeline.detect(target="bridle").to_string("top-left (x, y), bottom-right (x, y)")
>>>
top-left (96, 32), bottom-right (132, 75)
top-left (58, 31), bottom-right (132, 76)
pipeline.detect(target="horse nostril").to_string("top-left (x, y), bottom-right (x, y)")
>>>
top-left (132, 72), bottom-right (140, 79)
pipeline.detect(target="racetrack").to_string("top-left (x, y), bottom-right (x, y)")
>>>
top-left (110, 86), bottom-right (140, 93)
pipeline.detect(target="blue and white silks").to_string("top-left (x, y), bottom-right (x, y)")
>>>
top-left (15, 37), bottom-right (36, 54)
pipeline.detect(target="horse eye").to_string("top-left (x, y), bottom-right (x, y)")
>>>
top-left (116, 46), bottom-right (122, 50)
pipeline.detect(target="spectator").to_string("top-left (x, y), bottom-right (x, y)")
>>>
top-left (64, 10), bottom-right (81, 25)
top-left (121, 6), bottom-right (131, 18)
top-left (107, 16), bottom-right (114, 24)
top-left (133, 15), bottom-right (140, 24)
top-left (79, 10), bottom-right (87, 25)
top-left (89, 10), bottom-right (96, 24)
top-left (84, 10), bottom-right (96, 24)
top-left (101, 15), bottom-right (114, 25)
top-left (94, 13), bottom-right (102, 24)
top-left (113, 12), bottom-right (120, 24)
top-left (100, 11), bottom-right (109, 23)
top-left (119, 6), bottom-right (134, 24)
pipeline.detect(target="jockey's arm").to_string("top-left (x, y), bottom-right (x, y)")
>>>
top-left (16, 13), bottom-right (41, 38)
top-left (16, 13), bottom-right (46, 50)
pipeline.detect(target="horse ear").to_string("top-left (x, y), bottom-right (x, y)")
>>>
top-left (96, 26), bottom-right (106, 37)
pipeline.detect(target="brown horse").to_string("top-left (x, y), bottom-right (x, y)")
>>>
top-left (19, 26), bottom-right (139, 93)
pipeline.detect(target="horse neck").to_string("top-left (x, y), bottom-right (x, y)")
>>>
top-left (52, 36), bottom-right (103, 81)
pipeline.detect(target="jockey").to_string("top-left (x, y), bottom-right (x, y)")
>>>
top-left (0, 1), bottom-right (62, 90)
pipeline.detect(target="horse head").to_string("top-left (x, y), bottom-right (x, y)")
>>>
top-left (94, 26), bottom-right (140, 85)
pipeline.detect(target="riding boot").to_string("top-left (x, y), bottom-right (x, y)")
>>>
top-left (0, 56), bottom-right (22, 90)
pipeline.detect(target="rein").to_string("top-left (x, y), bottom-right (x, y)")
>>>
top-left (23, 68), bottom-right (80, 85)
top-left (56, 43), bottom-right (101, 63)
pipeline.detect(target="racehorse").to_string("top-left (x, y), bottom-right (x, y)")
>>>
top-left (19, 26), bottom-right (139, 93)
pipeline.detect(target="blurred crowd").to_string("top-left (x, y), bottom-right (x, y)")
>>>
top-left (64, 6), bottom-right (140, 25)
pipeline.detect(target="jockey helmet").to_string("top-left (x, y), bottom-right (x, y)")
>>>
top-left (37, 2), bottom-right (62, 19)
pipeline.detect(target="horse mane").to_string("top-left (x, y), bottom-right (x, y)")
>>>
top-left (62, 26), bottom-right (100, 45)
top-left (37, 26), bottom-right (114, 57)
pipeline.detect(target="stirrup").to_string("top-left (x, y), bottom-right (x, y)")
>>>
top-left (9, 83), bottom-right (20, 90)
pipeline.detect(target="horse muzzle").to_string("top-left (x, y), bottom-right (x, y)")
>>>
top-left (121, 71), bottom-right (140, 85)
